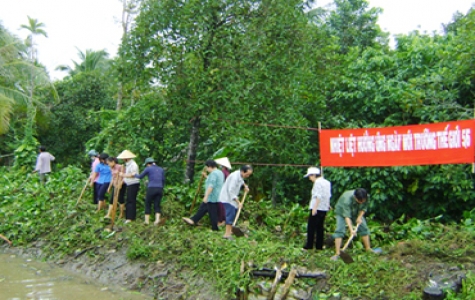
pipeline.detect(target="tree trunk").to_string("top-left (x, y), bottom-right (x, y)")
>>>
top-left (116, 81), bottom-right (123, 110)
top-left (184, 117), bottom-right (201, 183)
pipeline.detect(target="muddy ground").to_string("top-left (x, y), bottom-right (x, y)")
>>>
top-left (1, 243), bottom-right (222, 300)
top-left (2, 238), bottom-right (474, 300)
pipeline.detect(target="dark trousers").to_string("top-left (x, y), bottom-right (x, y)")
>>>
top-left (304, 210), bottom-right (327, 250)
top-left (93, 182), bottom-right (101, 204)
top-left (145, 187), bottom-right (163, 214)
top-left (191, 202), bottom-right (219, 231)
top-left (125, 183), bottom-right (140, 220)
top-left (109, 185), bottom-right (126, 205)
top-left (217, 202), bottom-right (226, 223)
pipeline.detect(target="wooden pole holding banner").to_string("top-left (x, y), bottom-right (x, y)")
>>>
top-left (318, 122), bottom-right (323, 177)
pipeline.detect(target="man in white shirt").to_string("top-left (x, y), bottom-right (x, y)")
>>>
top-left (33, 145), bottom-right (55, 185)
top-left (303, 167), bottom-right (331, 251)
top-left (219, 165), bottom-right (253, 239)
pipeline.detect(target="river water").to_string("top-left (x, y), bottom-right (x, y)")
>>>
top-left (0, 253), bottom-right (151, 300)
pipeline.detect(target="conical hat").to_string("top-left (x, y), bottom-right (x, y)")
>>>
top-left (117, 150), bottom-right (136, 159)
top-left (215, 157), bottom-right (232, 170)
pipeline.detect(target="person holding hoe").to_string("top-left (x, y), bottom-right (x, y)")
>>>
top-left (215, 157), bottom-right (231, 226)
top-left (117, 150), bottom-right (140, 224)
top-left (302, 167), bottom-right (331, 251)
top-left (105, 157), bottom-right (125, 219)
top-left (219, 165), bottom-right (253, 240)
top-left (183, 159), bottom-right (224, 231)
top-left (330, 188), bottom-right (381, 261)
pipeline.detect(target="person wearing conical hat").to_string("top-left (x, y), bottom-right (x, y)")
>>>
top-left (215, 157), bottom-right (232, 226)
top-left (117, 150), bottom-right (140, 224)
top-left (302, 167), bottom-right (331, 252)
top-left (123, 157), bottom-right (165, 226)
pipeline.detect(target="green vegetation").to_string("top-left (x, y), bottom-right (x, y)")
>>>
top-left (2, 0), bottom-right (475, 298)
top-left (1, 167), bottom-right (475, 299)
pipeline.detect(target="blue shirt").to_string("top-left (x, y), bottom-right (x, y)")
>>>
top-left (134, 165), bottom-right (165, 188)
top-left (95, 163), bottom-right (112, 184)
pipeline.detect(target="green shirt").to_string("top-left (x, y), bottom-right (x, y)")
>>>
top-left (205, 169), bottom-right (224, 203)
top-left (334, 190), bottom-right (368, 220)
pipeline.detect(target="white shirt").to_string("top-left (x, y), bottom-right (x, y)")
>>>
top-left (309, 177), bottom-right (331, 211)
top-left (124, 160), bottom-right (140, 186)
top-left (35, 152), bottom-right (55, 174)
top-left (219, 170), bottom-right (244, 208)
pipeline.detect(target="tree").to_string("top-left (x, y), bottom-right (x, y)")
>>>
top-left (0, 24), bottom-right (26, 135)
top-left (20, 16), bottom-right (48, 136)
top-left (326, 0), bottom-right (387, 53)
top-left (115, 0), bottom-right (143, 110)
top-left (123, 0), bottom-right (321, 186)
top-left (56, 48), bottom-right (110, 76)
top-left (39, 71), bottom-right (115, 165)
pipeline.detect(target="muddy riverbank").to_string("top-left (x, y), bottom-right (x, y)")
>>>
top-left (1, 244), bottom-right (221, 300)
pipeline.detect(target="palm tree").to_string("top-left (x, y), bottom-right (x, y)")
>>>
top-left (0, 24), bottom-right (29, 134)
top-left (56, 48), bottom-right (110, 76)
top-left (20, 16), bottom-right (47, 62)
top-left (20, 16), bottom-right (49, 138)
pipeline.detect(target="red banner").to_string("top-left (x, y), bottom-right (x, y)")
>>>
top-left (320, 120), bottom-right (475, 167)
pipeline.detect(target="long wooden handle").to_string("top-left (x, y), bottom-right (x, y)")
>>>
top-left (109, 165), bottom-right (125, 228)
top-left (341, 223), bottom-right (360, 251)
top-left (75, 180), bottom-right (89, 206)
top-left (189, 167), bottom-right (206, 214)
top-left (232, 191), bottom-right (248, 226)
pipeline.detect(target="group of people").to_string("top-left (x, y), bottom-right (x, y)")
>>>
top-left (29, 145), bottom-right (380, 260)
top-left (88, 149), bottom-right (165, 225)
top-left (302, 167), bottom-right (381, 260)
top-left (182, 158), bottom-right (253, 239)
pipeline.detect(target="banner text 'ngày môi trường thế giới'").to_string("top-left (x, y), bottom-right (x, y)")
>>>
top-left (320, 120), bottom-right (474, 167)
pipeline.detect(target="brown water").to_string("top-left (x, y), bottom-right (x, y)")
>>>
top-left (0, 253), bottom-right (151, 300)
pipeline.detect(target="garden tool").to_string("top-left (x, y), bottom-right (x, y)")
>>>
top-left (105, 166), bottom-right (124, 231)
top-left (75, 179), bottom-right (89, 206)
top-left (232, 191), bottom-right (248, 237)
top-left (339, 223), bottom-right (360, 264)
top-left (189, 167), bottom-right (206, 214)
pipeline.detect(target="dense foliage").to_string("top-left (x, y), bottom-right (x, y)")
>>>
top-left (2, 1), bottom-right (475, 222)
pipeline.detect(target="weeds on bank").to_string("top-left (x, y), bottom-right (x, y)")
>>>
top-left (1, 166), bottom-right (475, 299)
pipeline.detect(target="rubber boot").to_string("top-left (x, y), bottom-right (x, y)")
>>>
top-left (154, 213), bottom-right (161, 226)
top-left (144, 214), bottom-right (150, 225)
top-left (119, 204), bottom-right (125, 219)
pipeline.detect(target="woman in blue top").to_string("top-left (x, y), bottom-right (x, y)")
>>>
top-left (90, 153), bottom-right (112, 212)
top-left (124, 157), bottom-right (165, 225)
